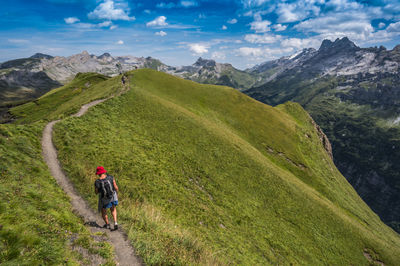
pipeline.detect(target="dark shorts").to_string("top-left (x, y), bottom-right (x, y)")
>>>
top-left (103, 200), bottom-right (118, 209)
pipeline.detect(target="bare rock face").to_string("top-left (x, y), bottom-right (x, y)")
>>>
top-left (310, 117), bottom-right (333, 160)
top-left (38, 51), bottom-right (160, 83)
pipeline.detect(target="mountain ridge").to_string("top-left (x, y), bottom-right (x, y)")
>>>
top-left (2, 38), bottom-right (400, 232)
top-left (4, 68), bottom-right (400, 264)
top-left (244, 37), bottom-right (400, 232)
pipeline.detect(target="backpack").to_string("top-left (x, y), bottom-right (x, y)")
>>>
top-left (99, 176), bottom-right (114, 199)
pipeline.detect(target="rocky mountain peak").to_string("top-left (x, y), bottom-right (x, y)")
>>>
top-left (194, 57), bottom-right (216, 68)
top-left (393, 44), bottom-right (400, 52)
top-left (318, 37), bottom-right (358, 52)
top-left (30, 53), bottom-right (53, 59)
top-left (291, 48), bottom-right (317, 60)
top-left (319, 39), bottom-right (334, 50)
top-left (98, 52), bottom-right (112, 59)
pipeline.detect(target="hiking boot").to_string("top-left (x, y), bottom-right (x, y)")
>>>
top-left (114, 224), bottom-right (118, 230)
top-left (103, 224), bottom-right (111, 229)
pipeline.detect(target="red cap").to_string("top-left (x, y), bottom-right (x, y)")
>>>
top-left (96, 166), bottom-right (107, 175)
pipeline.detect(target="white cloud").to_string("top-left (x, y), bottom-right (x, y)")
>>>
top-left (243, 10), bottom-right (253, 17)
top-left (188, 43), bottom-right (209, 55)
top-left (294, 13), bottom-right (374, 42)
top-left (147, 16), bottom-right (168, 27)
top-left (88, 0), bottom-right (135, 21)
top-left (180, 0), bottom-right (198, 7)
top-left (73, 23), bottom-right (96, 29)
top-left (264, 47), bottom-right (294, 56)
top-left (241, 0), bottom-right (270, 8)
top-left (276, 3), bottom-right (302, 23)
top-left (98, 21), bottom-right (112, 27)
top-left (272, 24), bottom-right (287, 31)
top-left (116, 40), bottom-right (124, 45)
top-left (156, 2), bottom-right (175, 8)
top-left (387, 21), bottom-right (400, 32)
top-left (64, 17), bottom-right (80, 24)
top-left (276, 1), bottom-right (321, 23)
top-left (236, 46), bottom-right (295, 60)
top-left (68, 20), bottom-right (115, 30)
top-left (155, 30), bottom-right (167, 36)
top-left (212, 51), bottom-right (226, 60)
top-left (281, 37), bottom-right (321, 49)
top-left (198, 13), bottom-right (206, 19)
top-left (228, 18), bottom-right (238, 24)
top-left (143, 9), bottom-right (151, 14)
top-left (326, 0), bottom-right (363, 11)
top-left (8, 39), bottom-right (30, 44)
top-left (378, 22), bottom-right (386, 28)
top-left (236, 47), bottom-right (264, 57)
top-left (222, 25), bottom-right (227, 30)
top-left (244, 33), bottom-right (281, 44)
top-left (250, 20), bottom-right (271, 33)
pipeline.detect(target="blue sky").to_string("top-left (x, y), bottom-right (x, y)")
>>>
top-left (1, 0), bottom-right (400, 69)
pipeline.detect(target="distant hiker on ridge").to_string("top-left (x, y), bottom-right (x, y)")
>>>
top-left (95, 166), bottom-right (119, 230)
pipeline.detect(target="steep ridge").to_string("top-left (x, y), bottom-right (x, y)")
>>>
top-left (50, 69), bottom-right (400, 265)
top-left (244, 37), bottom-right (400, 232)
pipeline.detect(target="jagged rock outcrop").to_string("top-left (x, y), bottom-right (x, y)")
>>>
top-left (309, 115), bottom-right (333, 160)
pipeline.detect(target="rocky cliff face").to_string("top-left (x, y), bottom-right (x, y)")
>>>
top-left (244, 37), bottom-right (400, 232)
top-left (36, 51), bottom-right (172, 83)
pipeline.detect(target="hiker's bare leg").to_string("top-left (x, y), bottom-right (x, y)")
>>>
top-left (102, 208), bottom-right (109, 224)
top-left (110, 205), bottom-right (117, 224)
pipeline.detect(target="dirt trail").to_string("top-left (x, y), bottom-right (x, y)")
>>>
top-left (42, 97), bottom-right (143, 265)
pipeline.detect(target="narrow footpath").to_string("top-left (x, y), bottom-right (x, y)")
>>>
top-left (42, 95), bottom-right (142, 265)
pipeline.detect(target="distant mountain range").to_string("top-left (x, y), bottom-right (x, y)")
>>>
top-left (1, 37), bottom-right (400, 232)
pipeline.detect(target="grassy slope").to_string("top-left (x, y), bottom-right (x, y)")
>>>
top-left (10, 72), bottom-right (116, 124)
top-left (0, 122), bottom-right (114, 265)
top-left (0, 73), bottom-right (126, 265)
top-left (245, 74), bottom-right (400, 232)
top-left (51, 69), bottom-right (400, 265)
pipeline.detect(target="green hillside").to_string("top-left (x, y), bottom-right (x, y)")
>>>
top-left (41, 69), bottom-right (400, 265)
top-left (0, 73), bottom-right (126, 264)
top-left (10, 72), bottom-right (113, 124)
top-left (245, 72), bottom-right (400, 233)
top-left (0, 122), bottom-right (115, 264)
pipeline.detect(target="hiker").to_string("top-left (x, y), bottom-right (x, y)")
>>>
top-left (95, 166), bottom-right (119, 230)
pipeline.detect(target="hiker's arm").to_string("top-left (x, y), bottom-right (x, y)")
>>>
top-left (113, 179), bottom-right (119, 193)
top-left (94, 183), bottom-right (99, 194)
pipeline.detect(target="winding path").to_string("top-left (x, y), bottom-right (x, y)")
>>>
top-left (42, 98), bottom-right (143, 265)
